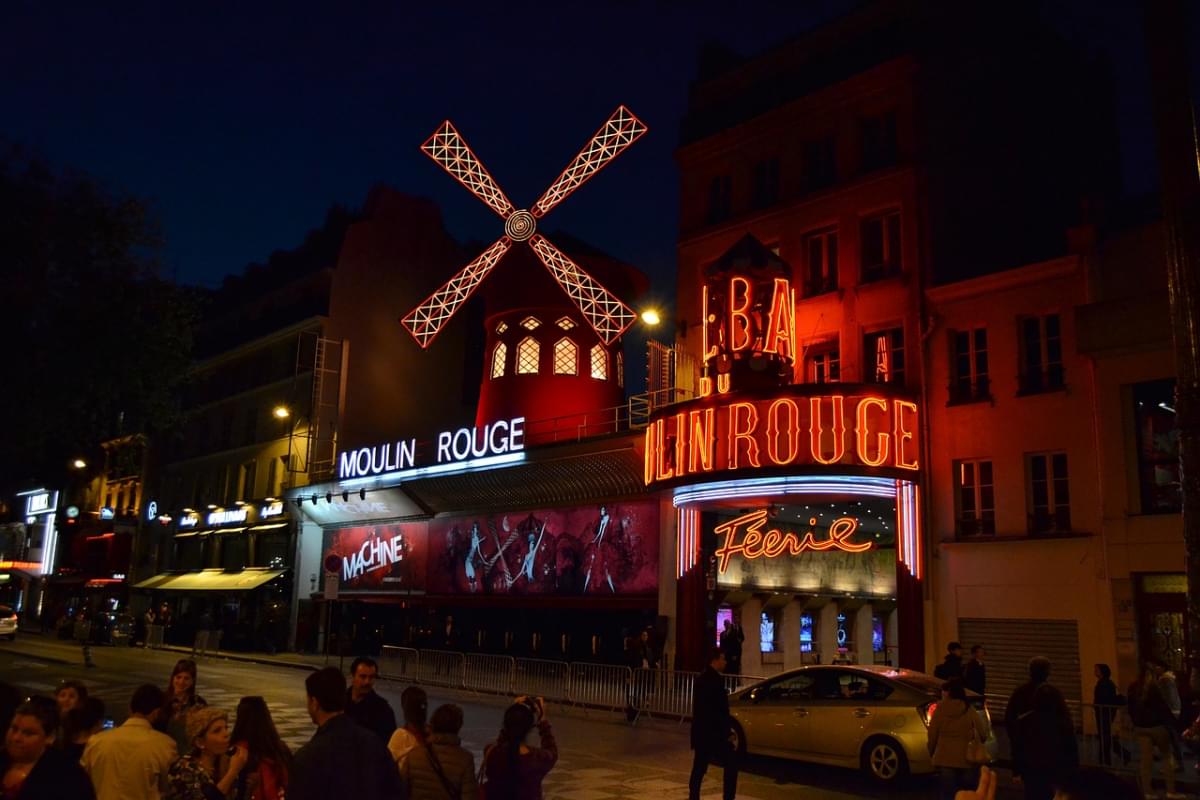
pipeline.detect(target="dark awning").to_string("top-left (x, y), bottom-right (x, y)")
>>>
top-left (133, 569), bottom-right (285, 591)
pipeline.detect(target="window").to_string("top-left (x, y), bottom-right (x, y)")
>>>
top-left (266, 457), bottom-right (280, 498)
top-left (1028, 452), bottom-right (1070, 533)
top-left (950, 328), bottom-right (990, 403)
top-left (872, 616), bottom-right (885, 654)
top-left (955, 459), bottom-right (995, 536)
top-left (860, 111), bottom-right (898, 171)
top-left (1134, 380), bottom-right (1181, 513)
top-left (520, 316), bottom-right (541, 331)
top-left (220, 533), bottom-right (249, 570)
top-left (836, 612), bottom-right (849, 651)
top-left (803, 136), bottom-right (836, 190)
top-left (590, 345), bottom-right (608, 380)
top-left (861, 210), bottom-right (902, 281)
top-left (616, 351), bottom-right (624, 388)
top-left (495, 321), bottom-right (509, 334)
top-left (760, 610), bottom-right (779, 653)
top-left (757, 674), bottom-right (814, 703)
top-left (751, 157), bottom-right (780, 209)
top-left (706, 174), bottom-right (732, 224)
top-left (806, 342), bottom-right (840, 383)
top-left (803, 228), bottom-right (838, 295)
top-left (490, 342), bottom-right (507, 379)
top-left (254, 532), bottom-right (290, 569)
top-left (863, 328), bottom-right (905, 385)
top-left (1019, 314), bottom-right (1064, 393)
top-left (215, 465), bottom-right (229, 504)
top-left (553, 338), bottom-right (577, 375)
top-left (516, 338), bottom-right (540, 375)
top-left (555, 316), bottom-right (575, 330)
top-left (800, 613), bottom-right (815, 653)
top-left (240, 461), bottom-right (257, 501)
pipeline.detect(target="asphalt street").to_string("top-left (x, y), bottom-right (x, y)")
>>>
top-left (0, 634), bottom-right (1021, 799)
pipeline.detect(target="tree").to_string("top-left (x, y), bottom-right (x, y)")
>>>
top-left (0, 144), bottom-right (197, 487)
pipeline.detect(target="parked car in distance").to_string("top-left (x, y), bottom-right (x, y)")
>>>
top-left (728, 665), bottom-right (992, 784)
top-left (0, 605), bottom-right (16, 640)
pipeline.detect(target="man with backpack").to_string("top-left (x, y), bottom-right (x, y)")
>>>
top-left (1005, 656), bottom-right (1078, 800)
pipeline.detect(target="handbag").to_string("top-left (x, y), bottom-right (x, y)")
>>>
top-left (965, 721), bottom-right (992, 766)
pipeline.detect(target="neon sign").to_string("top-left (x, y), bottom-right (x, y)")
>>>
top-left (701, 273), bottom-right (796, 397)
top-left (713, 510), bottom-right (872, 574)
top-left (207, 508), bottom-right (247, 526)
top-left (260, 501), bottom-right (284, 518)
top-left (643, 390), bottom-right (920, 486)
top-left (339, 416), bottom-right (526, 480)
top-left (341, 532), bottom-right (405, 582)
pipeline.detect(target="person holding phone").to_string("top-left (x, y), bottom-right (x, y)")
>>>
top-left (483, 695), bottom-right (557, 799)
top-left (166, 707), bottom-right (248, 800)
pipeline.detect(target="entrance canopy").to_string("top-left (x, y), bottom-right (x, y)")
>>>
top-left (133, 569), bottom-right (285, 592)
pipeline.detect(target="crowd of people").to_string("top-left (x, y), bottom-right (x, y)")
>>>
top-left (0, 655), bottom-right (559, 800)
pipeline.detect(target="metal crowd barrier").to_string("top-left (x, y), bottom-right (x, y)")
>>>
top-left (568, 661), bottom-right (632, 713)
top-left (463, 654), bottom-right (515, 697)
top-left (513, 657), bottom-right (570, 705)
top-left (379, 646), bottom-right (420, 682)
top-left (415, 649), bottom-right (465, 688)
top-left (145, 624), bottom-right (165, 649)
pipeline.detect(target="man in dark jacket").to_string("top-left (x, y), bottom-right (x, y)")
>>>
top-left (963, 644), bottom-right (987, 696)
top-left (292, 667), bottom-right (403, 800)
top-left (934, 641), bottom-right (964, 680)
top-left (1004, 656), bottom-right (1078, 800)
top-left (345, 656), bottom-right (398, 745)
top-left (719, 620), bottom-right (745, 676)
top-left (689, 647), bottom-right (737, 800)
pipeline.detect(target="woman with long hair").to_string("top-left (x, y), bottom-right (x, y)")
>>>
top-left (229, 696), bottom-right (290, 800)
top-left (926, 678), bottom-right (988, 800)
top-left (0, 700), bottom-right (95, 799)
top-left (53, 681), bottom-right (88, 720)
top-left (59, 697), bottom-right (105, 763)
top-left (166, 706), bottom-right (248, 800)
top-left (164, 659), bottom-right (207, 754)
top-left (483, 699), bottom-right (556, 800)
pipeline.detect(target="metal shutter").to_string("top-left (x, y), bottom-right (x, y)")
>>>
top-left (957, 618), bottom-right (1082, 725)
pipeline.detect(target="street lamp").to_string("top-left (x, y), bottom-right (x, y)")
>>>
top-left (640, 308), bottom-right (662, 326)
top-left (70, 458), bottom-right (87, 470)
top-left (272, 405), bottom-right (291, 420)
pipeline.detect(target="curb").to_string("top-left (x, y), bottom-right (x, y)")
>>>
top-left (151, 644), bottom-right (320, 672)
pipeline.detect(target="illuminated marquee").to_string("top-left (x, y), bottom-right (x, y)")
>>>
top-left (713, 509), bottom-right (873, 574)
top-left (338, 416), bottom-right (526, 480)
top-left (644, 389), bottom-right (920, 487)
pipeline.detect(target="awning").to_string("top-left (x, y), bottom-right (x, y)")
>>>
top-left (132, 569), bottom-right (285, 592)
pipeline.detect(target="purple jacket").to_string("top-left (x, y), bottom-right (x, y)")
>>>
top-left (483, 721), bottom-right (557, 800)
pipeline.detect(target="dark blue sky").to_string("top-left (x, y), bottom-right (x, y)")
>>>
top-left (0, 1), bottom-right (1171, 307)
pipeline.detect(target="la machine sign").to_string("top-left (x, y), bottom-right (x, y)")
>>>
top-left (338, 417), bottom-right (526, 480)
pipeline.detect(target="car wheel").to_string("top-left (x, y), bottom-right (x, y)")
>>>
top-left (861, 736), bottom-right (908, 783)
top-left (729, 720), bottom-right (748, 755)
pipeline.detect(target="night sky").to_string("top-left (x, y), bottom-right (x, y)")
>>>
top-left (0, 1), bottom-right (1178, 309)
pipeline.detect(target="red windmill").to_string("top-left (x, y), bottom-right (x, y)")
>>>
top-left (401, 106), bottom-right (647, 348)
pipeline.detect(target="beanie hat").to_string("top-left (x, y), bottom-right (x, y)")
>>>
top-left (185, 705), bottom-right (226, 747)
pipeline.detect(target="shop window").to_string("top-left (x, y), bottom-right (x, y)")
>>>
top-left (800, 613), bottom-right (815, 653)
top-left (806, 341), bottom-right (840, 384)
top-left (590, 345), bottom-right (608, 380)
top-left (803, 227), bottom-right (838, 296)
top-left (706, 174), bottom-right (732, 224)
top-left (760, 610), bottom-right (779, 653)
top-left (491, 342), bottom-right (507, 379)
top-left (860, 210), bottom-right (901, 281)
top-left (872, 616), bottom-right (885, 654)
top-left (1027, 452), bottom-right (1070, 534)
top-left (751, 157), bottom-right (780, 209)
top-left (715, 607), bottom-right (734, 646)
top-left (1018, 314), bottom-right (1064, 393)
top-left (220, 533), bottom-right (249, 570)
top-left (860, 111), bottom-right (898, 171)
top-left (1134, 379), bottom-right (1180, 513)
top-left (616, 351), bottom-right (624, 388)
top-left (836, 612), bottom-right (849, 651)
top-left (863, 328), bottom-right (905, 385)
top-left (520, 316), bottom-right (541, 331)
top-left (516, 337), bottom-right (539, 375)
top-left (239, 461), bottom-right (257, 501)
top-left (556, 316), bottom-right (575, 330)
top-left (176, 537), bottom-right (204, 571)
top-left (950, 328), bottom-right (990, 403)
top-left (803, 136), bottom-right (836, 191)
top-left (955, 459), bottom-right (995, 537)
top-left (553, 338), bottom-right (577, 375)
top-left (254, 532), bottom-right (290, 569)
top-left (496, 321), bottom-right (509, 334)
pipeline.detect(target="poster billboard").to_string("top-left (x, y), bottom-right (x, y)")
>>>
top-left (321, 523), bottom-right (427, 593)
top-left (426, 500), bottom-right (659, 596)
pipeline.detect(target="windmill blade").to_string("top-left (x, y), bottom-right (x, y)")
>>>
top-left (531, 106), bottom-right (648, 218)
top-left (528, 234), bottom-right (636, 344)
top-left (401, 237), bottom-right (513, 348)
top-left (421, 121), bottom-right (516, 220)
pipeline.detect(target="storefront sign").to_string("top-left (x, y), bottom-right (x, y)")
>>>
top-left (427, 499), bottom-right (659, 597)
top-left (206, 508), bottom-right (247, 526)
top-left (178, 513), bottom-right (199, 528)
top-left (337, 416), bottom-right (526, 480)
top-left (321, 524), bottom-right (427, 592)
top-left (99, 506), bottom-right (114, 520)
top-left (713, 510), bottom-right (872, 574)
top-left (27, 493), bottom-right (51, 514)
top-left (701, 273), bottom-right (796, 396)
top-left (644, 390), bottom-right (919, 487)
top-left (260, 501), bottom-right (284, 518)
top-left (146, 501), bottom-right (158, 521)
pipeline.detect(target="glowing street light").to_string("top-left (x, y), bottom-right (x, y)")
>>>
top-left (272, 405), bottom-right (291, 420)
top-left (71, 458), bottom-right (87, 470)
top-left (640, 308), bottom-right (662, 326)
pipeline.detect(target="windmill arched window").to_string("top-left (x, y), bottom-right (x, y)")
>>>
top-left (490, 342), bottom-right (507, 379)
top-left (553, 338), bottom-right (578, 375)
top-left (590, 345), bottom-right (608, 380)
top-left (517, 337), bottom-right (540, 374)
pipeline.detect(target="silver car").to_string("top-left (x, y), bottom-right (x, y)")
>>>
top-left (728, 665), bottom-right (992, 783)
top-left (0, 605), bottom-right (17, 640)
